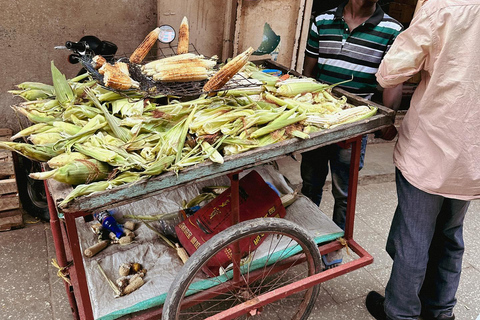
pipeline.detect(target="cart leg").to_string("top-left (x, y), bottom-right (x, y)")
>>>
top-left (344, 136), bottom-right (362, 240)
top-left (64, 212), bottom-right (95, 320)
top-left (229, 172), bottom-right (241, 283)
top-left (44, 181), bottom-right (80, 320)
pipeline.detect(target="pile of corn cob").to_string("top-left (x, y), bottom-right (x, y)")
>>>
top-left (2, 59), bottom-right (376, 206)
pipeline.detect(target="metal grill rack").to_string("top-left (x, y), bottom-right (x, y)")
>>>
top-left (79, 44), bottom-right (261, 99)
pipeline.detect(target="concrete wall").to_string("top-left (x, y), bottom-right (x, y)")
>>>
top-left (234, 0), bottom-right (308, 70)
top-left (156, 0), bottom-right (235, 60)
top-left (0, 0), bottom-right (157, 132)
top-left (1, 0), bottom-right (312, 133)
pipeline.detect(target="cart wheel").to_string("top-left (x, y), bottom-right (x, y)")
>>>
top-left (14, 154), bottom-right (50, 221)
top-left (162, 218), bottom-right (322, 320)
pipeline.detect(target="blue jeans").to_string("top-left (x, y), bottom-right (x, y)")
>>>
top-left (300, 136), bottom-right (367, 230)
top-left (384, 168), bottom-right (469, 320)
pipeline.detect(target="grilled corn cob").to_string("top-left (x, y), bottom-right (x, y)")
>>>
top-left (129, 27), bottom-right (161, 64)
top-left (92, 55), bottom-right (106, 69)
top-left (100, 63), bottom-right (140, 90)
top-left (203, 47), bottom-right (254, 93)
top-left (152, 65), bottom-right (208, 82)
top-left (177, 16), bottom-right (189, 54)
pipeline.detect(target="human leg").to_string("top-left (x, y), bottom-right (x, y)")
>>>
top-left (300, 145), bottom-right (331, 206)
top-left (383, 168), bottom-right (466, 319)
top-left (419, 199), bottom-right (469, 319)
top-left (330, 136), bottom-right (367, 230)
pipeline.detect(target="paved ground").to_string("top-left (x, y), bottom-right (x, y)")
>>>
top-left (1, 141), bottom-right (479, 320)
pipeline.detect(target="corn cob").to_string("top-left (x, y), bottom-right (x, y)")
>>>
top-left (333, 105), bottom-right (377, 125)
top-left (142, 53), bottom-right (198, 71)
top-left (141, 58), bottom-right (217, 77)
top-left (91, 55), bottom-right (106, 69)
top-left (29, 158), bottom-right (111, 185)
top-left (152, 65), bottom-right (208, 82)
top-left (0, 142), bottom-right (61, 162)
top-left (59, 172), bottom-right (142, 206)
top-left (10, 123), bottom-right (52, 140)
top-left (177, 16), bottom-right (189, 55)
top-left (114, 62), bottom-right (130, 76)
top-left (29, 132), bottom-right (63, 145)
top-left (47, 152), bottom-right (90, 168)
top-left (203, 47), bottom-right (254, 93)
top-left (129, 27), bottom-right (161, 64)
top-left (99, 63), bottom-right (140, 90)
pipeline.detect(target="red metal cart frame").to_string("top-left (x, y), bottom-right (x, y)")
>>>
top-left (45, 130), bottom-right (380, 320)
top-left (43, 59), bottom-right (394, 318)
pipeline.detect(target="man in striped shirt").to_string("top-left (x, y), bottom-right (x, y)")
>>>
top-left (301, 0), bottom-right (403, 247)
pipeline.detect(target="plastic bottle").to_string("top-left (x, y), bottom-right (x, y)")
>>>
top-left (158, 206), bottom-right (200, 238)
top-left (95, 210), bottom-right (124, 239)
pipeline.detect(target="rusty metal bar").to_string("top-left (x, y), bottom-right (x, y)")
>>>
top-left (44, 180), bottom-right (80, 320)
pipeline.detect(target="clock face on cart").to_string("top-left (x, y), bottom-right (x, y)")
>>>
top-left (158, 25), bottom-right (176, 44)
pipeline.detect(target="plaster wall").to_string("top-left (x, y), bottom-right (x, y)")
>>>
top-left (156, 0), bottom-right (233, 59)
top-left (234, 0), bottom-right (307, 70)
top-left (0, 0), bottom-right (157, 132)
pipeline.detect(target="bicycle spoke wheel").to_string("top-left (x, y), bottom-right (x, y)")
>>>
top-left (163, 218), bottom-right (322, 320)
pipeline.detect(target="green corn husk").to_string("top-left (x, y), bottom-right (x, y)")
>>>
top-left (176, 106), bottom-right (197, 163)
top-left (52, 121), bottom-right (82, 136)
top-left (54, 114), bottom-right (106, 152)
top-left (250, 107), bottom-right (307, 138)
top-left (275, 77), bottom-right (353, 97)
top-left (141, 155), bottom-right (175, 176)
top-left (275, 79), bottom-right (328, 97)
top-left (200, 141), bottom-right (224, 164)
top-left (63, 104), bottom-right (103, 121)
top-left (16, 81), bottom-right (55, 94)
top-left (59, 172), bottom-right (143, 206)
top-left (73, 143), bottom-right (128, 167)
top-left (10, 123), bottom-right (52, 140)
top-left (51, 61), bottom-right (75, 107)
top-left (13, 106), bottom-right (59, 124)
top-left (29, 132), bottom-right (64, 145)
top-left (0, 142), bottom-right (60, 162)
top-left (29, 158), bottom-right (111, 185)
top-left (86, 88), bottom-right (132, 142)
top-left (16, 89), bottom-right (51, 101)
top-left (47, 152), bottom-right (90, 168)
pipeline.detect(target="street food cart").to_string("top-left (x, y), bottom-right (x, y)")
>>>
top-left (40, 58), bottom-right (394, 319)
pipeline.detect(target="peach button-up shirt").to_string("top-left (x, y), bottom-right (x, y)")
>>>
top-left (376, 0), bottom-right (480, 200)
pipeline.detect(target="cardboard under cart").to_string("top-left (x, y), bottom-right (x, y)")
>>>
top-left (43, 61), bottom-right (395, 320)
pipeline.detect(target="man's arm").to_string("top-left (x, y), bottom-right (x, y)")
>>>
top-left (302, 56), bottom-right (318, 78)
top-left (376, 83), bottom-right (403, 140)
top-left (383, 84), bottom-right (403, 112)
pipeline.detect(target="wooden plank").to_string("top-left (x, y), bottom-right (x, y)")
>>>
top-left (0, 161), bottom-right (15, 176)
top-left (0, 179), bottom-right (18, 195)
top-left (0, 209), bottom-right (23, 231)
top-left (0, 128), bottom-right (13, 137)
top-left (0, 194), bottom-right (20, 212)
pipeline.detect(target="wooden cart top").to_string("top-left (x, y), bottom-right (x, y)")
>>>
top-left (47, 84), bottom-right (394, 215)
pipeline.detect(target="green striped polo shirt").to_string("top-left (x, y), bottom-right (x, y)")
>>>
top-left (305, 2), bottom-right (403, 96)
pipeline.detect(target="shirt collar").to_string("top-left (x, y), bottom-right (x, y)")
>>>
top-left (334, 1), bottom-right (385, 27)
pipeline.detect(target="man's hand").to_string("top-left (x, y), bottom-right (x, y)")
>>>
top-left (374, 125), bottom-right (398, 141)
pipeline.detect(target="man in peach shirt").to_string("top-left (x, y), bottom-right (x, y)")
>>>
top-left (365, 0), bottom-right (480, 319)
